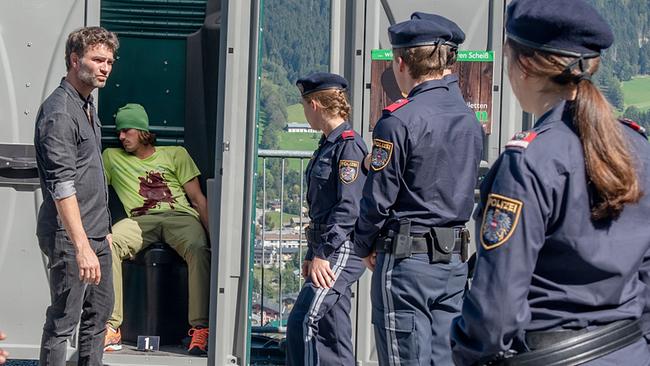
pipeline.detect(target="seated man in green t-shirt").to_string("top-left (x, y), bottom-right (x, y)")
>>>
top-left (102, 103), bottom-right (210, 355)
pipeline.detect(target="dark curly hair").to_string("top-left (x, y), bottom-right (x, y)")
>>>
top-left (65, 26), bottom-right (119, 70)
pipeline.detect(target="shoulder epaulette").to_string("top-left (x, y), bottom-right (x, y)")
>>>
top-left (383, 98), bottom-right (410, 113)
top-left (505, 130), bottom-right (538, 149)
top-left (341, 130), bottom-right (355, 140)
top-left (619, 118), bottom-right (648, 138)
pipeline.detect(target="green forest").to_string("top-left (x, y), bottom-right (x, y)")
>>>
top-left (588, 0), bottom-right (650, 126)
top-left (256, 0), bottom-right (650, 150)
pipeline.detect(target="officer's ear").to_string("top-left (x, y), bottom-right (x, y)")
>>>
top-left (308, 99), bottom-right (320, 112)
top-left (395, 56), bottom-right (406, 73)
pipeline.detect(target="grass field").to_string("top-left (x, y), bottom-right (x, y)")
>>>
top-left (265, 211), bottom-right (298, 228)
top-left (276, 132), bottom-right (319, 170)
top-left (286, 103), bottom-right (307, 122)
top-left (278, 132), bottom-right (319, 151)
top-left (622, 75), bottom-right (650, 111)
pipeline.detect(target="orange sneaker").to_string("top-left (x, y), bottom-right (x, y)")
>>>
top-left (187, 327), bottom-right (209, 355)
top-left (104, 325), bottom-right (122, 352)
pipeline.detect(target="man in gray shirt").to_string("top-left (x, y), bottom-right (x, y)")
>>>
top-left (34, 26), bottom-right (118, 366)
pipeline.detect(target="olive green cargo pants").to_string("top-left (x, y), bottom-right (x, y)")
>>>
top-left (107, 212), bottom-right (210, 329)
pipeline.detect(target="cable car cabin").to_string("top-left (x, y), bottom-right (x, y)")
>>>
top-left (0, 0), bottom-right (526, 365)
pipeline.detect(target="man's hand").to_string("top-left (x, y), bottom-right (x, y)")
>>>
top-left (301, 260), bottom-right (312, 279)
top-left (310, 257), bottom-right (335, 289)
top-left (76, 242), bottom-right (101, 285)
top-left (362, 250), bottom-right (377, 272)
top-left (0, 331), bottom-right (8, 365)
top-left (106, 233), bottom-right (112, 248)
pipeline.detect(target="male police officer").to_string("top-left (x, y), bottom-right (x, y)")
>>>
top-left (354, 17), bottom-right (484, 365)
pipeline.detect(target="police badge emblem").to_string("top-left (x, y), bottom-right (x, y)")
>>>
top-left (505, 130), bottom-right (538, 149)
top-left (370, 139), bottom-right (393, 171)
top-left (339, 160), bottom-right (359, 184)
top-left (480, 193), bottom-right (523, 250)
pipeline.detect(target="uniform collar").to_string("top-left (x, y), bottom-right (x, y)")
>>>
top-left (60, 78), bottom-right (94, 108)
top-left (443, 73), bottom-right (459, 85)
top-left (533, 100), bottom-right (571, 129)
top-left (325, 121), bottom-right (352, 143)
top-left (408, 78), bottom-right (449, 98)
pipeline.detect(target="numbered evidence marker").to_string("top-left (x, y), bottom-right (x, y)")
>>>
top-left (137, 335), bottom-right (161, 352)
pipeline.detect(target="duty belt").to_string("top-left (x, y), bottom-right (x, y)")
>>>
top-left (305, 223), bottom-right (327, 246)
top-left (484, 319), bottom-right (642, 366)
top-left (374, 219), bottom-right (469, 263)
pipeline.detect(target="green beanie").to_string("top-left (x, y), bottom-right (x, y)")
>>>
top-left (115, 103), bottom-right (149, 131)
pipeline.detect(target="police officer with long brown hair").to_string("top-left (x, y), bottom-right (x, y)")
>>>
top-left (451, 0), bottom-right (650, 364)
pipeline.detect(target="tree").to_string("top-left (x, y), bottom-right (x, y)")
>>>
top-left (594, 68), bottom-right (625, 110)
top-left (639, 44), bottom-right (650, 75)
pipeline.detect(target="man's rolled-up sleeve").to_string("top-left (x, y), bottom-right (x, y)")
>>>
top-left (36, 112), bottom-right (78, 200)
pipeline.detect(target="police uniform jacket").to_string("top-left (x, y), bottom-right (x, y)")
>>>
top-left (354, 78), bottom-right (484, 257)
top-left (305, 121), bottom-right (367, 260)
top-left (450, 100), bottom-right (650, 365)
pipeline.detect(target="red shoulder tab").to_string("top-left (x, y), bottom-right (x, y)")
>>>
top-left (506, 130), bottom-right (538, 149)
top-left (383, 98), bottom-right (410, 113)
top-left (619, 118), bottom-right (648, 137)
top-left (341, 130), bottom-right (355, 139)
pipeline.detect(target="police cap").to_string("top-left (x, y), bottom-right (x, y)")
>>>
top-left (296, 72), bottom-right (348, 97)
top-left (410, 12), bottom-right (465, 48)
top-left (506, 0), bottom-right (614, 58)
top-left (388, 19), bottom-right (453, 49)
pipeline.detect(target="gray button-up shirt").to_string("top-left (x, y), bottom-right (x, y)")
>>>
top-left (34, 78), bottom-right (110, 238)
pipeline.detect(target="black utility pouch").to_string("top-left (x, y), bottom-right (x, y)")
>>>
top-left (430, 227), bottom-right (454, 263)
top-left (392, 219), bottom-right (412, 259)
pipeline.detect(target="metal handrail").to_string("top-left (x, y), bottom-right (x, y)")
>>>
top-left (254, 149), bottom-right (312, 334)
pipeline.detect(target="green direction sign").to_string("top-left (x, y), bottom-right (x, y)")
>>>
top-left (371, 49), bottom-right (494, 62)
top-left (456, 50), bottom-right (494, 62)
top-left (371, 49), bottom-right (393, 60)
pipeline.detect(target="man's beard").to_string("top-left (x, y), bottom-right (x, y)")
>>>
top-left (78, 64), bottom-right (106, 88)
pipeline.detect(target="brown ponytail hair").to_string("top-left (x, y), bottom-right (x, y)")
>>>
top-left (303, 88), bottom-right (351, 121)
top-left (506, 39), bottom-right (642, 220)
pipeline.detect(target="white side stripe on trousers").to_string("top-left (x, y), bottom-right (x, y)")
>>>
top-left (302, 241), bottom-right (352, 366)
top-left (381, 253), bottom-right (400, 366)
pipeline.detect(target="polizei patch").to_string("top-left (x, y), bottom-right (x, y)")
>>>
top-left (370, 139), bottom-right (393, 171)
top-left (480, 193), bottom-right (523, 250)
top-left (339, 160), bottom-right (360, 184)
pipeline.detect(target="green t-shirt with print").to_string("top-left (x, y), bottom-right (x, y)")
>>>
top-left (102, 146), bottom-right (200, 218)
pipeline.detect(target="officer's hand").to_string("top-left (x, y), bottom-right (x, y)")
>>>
top-left (301, 260), bottom-right (312, 279)
top-left (0, 331), bottom-right (8, 365)
top-left (362, 251), bottom-right (377, 272)
top-left (76, 242), bottom-right (101, 285)
top-left (106, 233), bottom-right (113, 249)
top-left (310, 257), bottom-right (335, 289)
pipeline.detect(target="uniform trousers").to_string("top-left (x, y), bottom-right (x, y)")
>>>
top-left (286, 241), bottom-right (365, 366)
top-left (372, 252), bottom-right (467, 366)
top-left (38, 232), bottom-right (113, 366)
top-left (108, 211), bottom-right (210, 329)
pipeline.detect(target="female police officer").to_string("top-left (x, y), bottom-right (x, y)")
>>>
top-left (450, 0), bottom-right (650, 365)
top-left (285, 72), bottom-right (367, 366)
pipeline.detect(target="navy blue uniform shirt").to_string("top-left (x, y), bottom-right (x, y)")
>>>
top-left (305, 122), bottom-right (367, 260)
top-left (354, 78), bottom-right (484, 258)
top-left (451, 101), bottom-right (650, 365)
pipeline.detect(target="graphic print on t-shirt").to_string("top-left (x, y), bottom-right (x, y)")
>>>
top-left (130, 170), bottom-right (177, 216)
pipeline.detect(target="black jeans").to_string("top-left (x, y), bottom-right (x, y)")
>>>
top-left (38, 231), bottom-right (113, 366)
